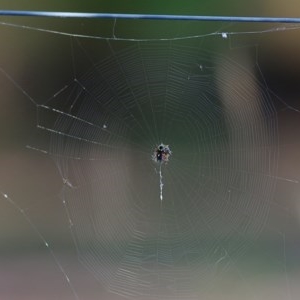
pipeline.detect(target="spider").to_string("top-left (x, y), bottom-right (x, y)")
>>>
top-left (152, 143), bottom-right (171, 163)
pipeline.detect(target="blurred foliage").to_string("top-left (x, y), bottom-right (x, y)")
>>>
top-left (0, 0), bottom-right (259, 16)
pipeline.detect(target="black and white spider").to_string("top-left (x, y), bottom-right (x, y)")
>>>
top-left (152, 143), bottom-right (171, 163)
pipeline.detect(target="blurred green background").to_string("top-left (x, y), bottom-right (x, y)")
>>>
top-left (1, 1), bottom-right (300, 300)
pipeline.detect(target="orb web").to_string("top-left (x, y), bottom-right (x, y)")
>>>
top-left (38, 40), bottom-right (279, 299)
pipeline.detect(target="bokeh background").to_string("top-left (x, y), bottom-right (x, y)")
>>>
top-left (1, 1), bottom-right (300, 300)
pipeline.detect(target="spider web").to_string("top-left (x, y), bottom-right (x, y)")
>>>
top-left (1, 18), bottom-right (300, 300)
